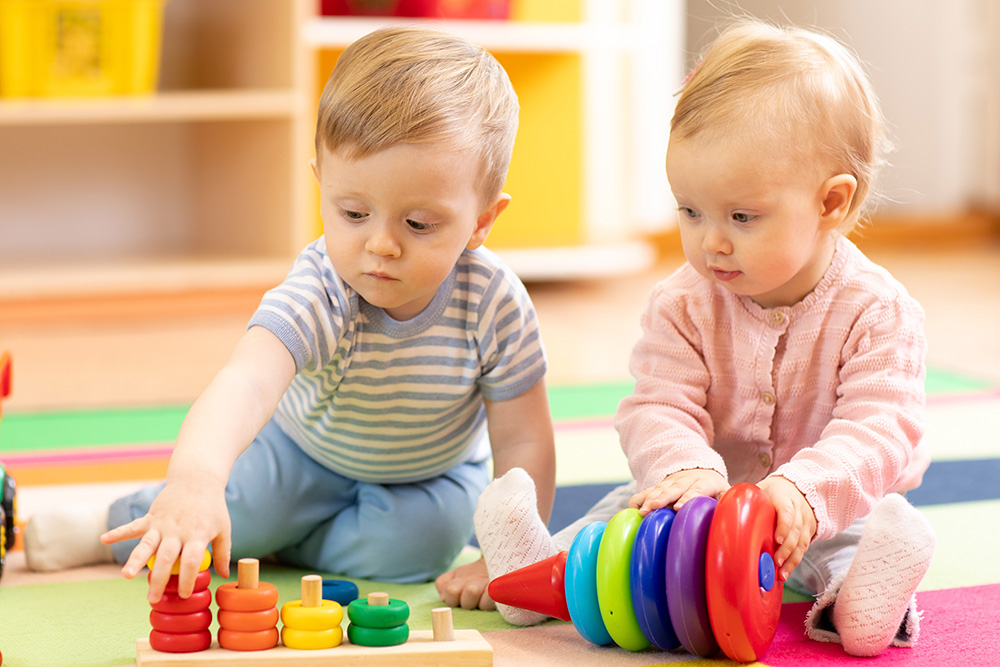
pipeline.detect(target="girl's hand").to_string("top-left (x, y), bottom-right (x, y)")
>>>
top-left (757, 476), bottom-right (817, 581)
top-left (100, 473), bottom-right (231, 604)
top-left (629, 469), bottom-right (729, 516)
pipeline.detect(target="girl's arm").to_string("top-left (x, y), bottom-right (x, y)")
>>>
top-left (101, 325), bottom-right (295, 602)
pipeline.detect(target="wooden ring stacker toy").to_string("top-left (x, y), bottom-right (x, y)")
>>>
top-left (147, 550), bottom-right (214, 654)
top-left (216, 559), bottom-right (279, 651)
top-left (488, 483), bottom-right (783, 664)
top-left (280, 575), bottom-right (344, 650)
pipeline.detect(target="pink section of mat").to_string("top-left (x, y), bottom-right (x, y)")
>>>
top-left (763, 584), bottom-right (999, 666)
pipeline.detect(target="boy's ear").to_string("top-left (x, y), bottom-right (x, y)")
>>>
top-left (467, 193), bottom-right (511, 249)
top-left (310, 157), bottom-right (319, 183)
top-left (819, 174), bottom-right (858, 230)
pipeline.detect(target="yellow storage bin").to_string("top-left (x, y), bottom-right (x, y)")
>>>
top-left (0, 0), bottom-right (165, 97)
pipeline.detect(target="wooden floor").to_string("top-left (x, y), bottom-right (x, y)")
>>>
top-left (2, 237), bottom-right (999, 413)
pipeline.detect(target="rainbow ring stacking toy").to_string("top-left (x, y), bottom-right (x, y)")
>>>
top-left (488, 483), bottom-right (783, 663)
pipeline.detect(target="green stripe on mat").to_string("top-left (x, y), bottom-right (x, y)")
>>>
top-left (1, 369), bottom-right (994, 453)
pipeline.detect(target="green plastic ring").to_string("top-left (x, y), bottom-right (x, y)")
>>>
top-left (596, 508), bottom-right (650, 652)
top-left (347, 622), bottom-right (409, 647)
top-left (346, 598), bottom-right (409, 628)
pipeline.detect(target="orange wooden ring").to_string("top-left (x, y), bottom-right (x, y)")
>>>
top-left (218, 607), bottom-right (279, 633)
top-left (148, 629), bottom-right (212, 653)
top-left (215, 581), bottom-right (279, 612)
top-left (218, 627), bottom-right (280, 651)
top-left (154, 569), bottom-right (212, 595)
top-left (150, 609), bottom-right (212, 634)
top-left (150, 589), bottom-right (212, 614)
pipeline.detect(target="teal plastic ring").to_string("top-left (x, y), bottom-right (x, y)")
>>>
top-left (566, 522), bottom-right (612, 646)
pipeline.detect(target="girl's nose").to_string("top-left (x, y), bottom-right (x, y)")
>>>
top-left (702, 222), bottom-right (732, 255)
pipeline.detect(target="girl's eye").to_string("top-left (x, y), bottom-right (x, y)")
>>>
top-left (678, 207), bottom-right (699, 220)
top-left (342, 209), bottom-right (366, 221)
top-left (407, 219), bottom-right (436, 232)
top-left (732, 212), bottom-right (756, 224)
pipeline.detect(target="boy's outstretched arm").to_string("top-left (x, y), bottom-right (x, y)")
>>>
top-left (435, 379), bottom-right (556, 611)
top-left (100, 326), bottom-right (295, 603)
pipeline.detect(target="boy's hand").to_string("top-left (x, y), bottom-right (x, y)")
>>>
top-left (435, 557), bottom-right (494, 611)
top-left (629, 469), bottom-right (729, 516)
top-left (100, 473), bottom-right (231, 604)
top-left (757, 476), bottom-right (816, 582)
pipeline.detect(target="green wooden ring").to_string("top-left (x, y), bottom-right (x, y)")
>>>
top-left (346, 598), bottom-right (409, 628)
top-left (596, 508), bottom-right (649, 652)
top-left (347, 623), bottom-right (409, 647)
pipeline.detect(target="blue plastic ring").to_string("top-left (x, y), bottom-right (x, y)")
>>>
top-left (565, 522), bottom-right (612, 646)
top-left (630, 507), bottom-right (681, 650)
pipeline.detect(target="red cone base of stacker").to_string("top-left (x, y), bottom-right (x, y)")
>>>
top-left (488, 550), bottom-right (572, 622)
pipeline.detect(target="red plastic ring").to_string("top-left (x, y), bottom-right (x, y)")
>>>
top-left (215, 582), bottom-right (279, 612)
top-left (705, 483), bottom-right (784, 663)
top-left (218, 607), bottom-right (279, 633)
top-left (149, 609), bottom-right (212, 634)
top-left (148, 629), bottom-right (212, 653)
top-left (150, 589), bottom-right (212, 614)
top-left (218, 627), bottom-right (280, 651)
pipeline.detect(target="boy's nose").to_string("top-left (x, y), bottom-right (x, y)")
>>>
top-left (365, 221), bottom-right (401, 257)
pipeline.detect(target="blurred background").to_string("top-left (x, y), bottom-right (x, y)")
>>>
top-left (1, 0), bottom-right (998, 416)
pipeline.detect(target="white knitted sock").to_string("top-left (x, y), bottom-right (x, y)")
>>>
top-left (832, 494), bottom-right (935, 657)
top-left (23, 504), bottom-right (114, 572)
top-left (474, 467), bottom-right (556, 626)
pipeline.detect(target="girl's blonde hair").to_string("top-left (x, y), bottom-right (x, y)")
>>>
top-left (672, 20), bottom-right (890, 232)
top-left (316, 26), bottom-right (519, 202)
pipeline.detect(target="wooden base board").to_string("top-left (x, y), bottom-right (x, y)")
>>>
top-left (135, 629), bottom-right (493, 666)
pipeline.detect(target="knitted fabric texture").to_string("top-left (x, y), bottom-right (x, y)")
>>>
top-left (474, 467), bottom-right (556, 626)
top-left (616, 236), bottom-right (929, 540)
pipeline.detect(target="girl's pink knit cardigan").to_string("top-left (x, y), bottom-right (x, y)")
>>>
top-left (615, 236), bottom-right (928, 540)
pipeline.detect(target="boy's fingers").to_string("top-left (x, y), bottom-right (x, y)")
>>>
top-left (148, 538), bottom-right (181, 604)
top-left (102, 515), bottom-right (150, 545)
top-left (459, 581), bottom-right (483, 610)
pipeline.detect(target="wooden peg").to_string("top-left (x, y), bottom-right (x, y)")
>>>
top-left (237, 558), bottom-right (259, 589)
top-left (431, 607), bottom-right (454, 642)
top-left (368, 591), bottom-right (389, 606)
top-left (302, 575), bottom-right (323, 608)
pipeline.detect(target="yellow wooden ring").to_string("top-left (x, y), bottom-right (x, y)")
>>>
top-left (148, 549), bottom-right (211, 575)
top-left (280, 600), bottom-right (344, 631)
top-left (280, 625), bottom-right (343, 650)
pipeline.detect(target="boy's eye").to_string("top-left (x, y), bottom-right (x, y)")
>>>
top-left (678, 207), bottom-right (699, 220)
top-left (732, 212), bottom-right (756, 224)
top-left (407, 219), bottom-right (436, 232)
top-left (342, 209), bottom-right (366, 221)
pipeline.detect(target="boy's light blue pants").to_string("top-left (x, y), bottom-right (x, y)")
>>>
top-left (108, 419), bottom-right (489, 583)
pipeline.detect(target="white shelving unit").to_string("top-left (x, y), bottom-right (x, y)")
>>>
top-left (0, 0), bottom-right (314, 300)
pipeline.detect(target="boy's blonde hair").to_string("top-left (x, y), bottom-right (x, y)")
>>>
top-left (316, 26), bottom-right (519, 203)
top-left (672, 20), bottom-right (890, 232)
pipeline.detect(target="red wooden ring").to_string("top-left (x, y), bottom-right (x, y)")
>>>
top-left (218, 627), bottom-right (280, 651)
top-left (154, 569), bottom-right (212, 595)
top-left (150, 589), bottom-right (212, 614)
top-left (148, 629), bottom-right (212, 653)
top-left (218, 607), bottom-right (279, 633)
top-left (705, 483), bottom-right (784, 663)
top-left (150, 609), bottom-right (213, 634)
top-left (215, 582), bottom-right (279, 612)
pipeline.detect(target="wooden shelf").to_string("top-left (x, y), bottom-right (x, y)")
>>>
top-left (0, 90), bottom-right (301, 126)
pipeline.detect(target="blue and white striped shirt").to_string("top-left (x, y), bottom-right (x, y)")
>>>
top-left (248, 238), bottom-right (547, 483)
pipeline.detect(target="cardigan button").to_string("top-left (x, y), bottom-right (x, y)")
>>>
top-left (759, 453), bottom-right (772, 468)
top-left (762, 391), bottom-right (776, 405)
top-left (770, 311), bottom-right (787, 326)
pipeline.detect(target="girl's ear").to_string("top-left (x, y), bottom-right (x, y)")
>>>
top-left (310, 157), bottom-right (319, 184)
top-left (819, 174), bottom-right (858, 230)
top-left (467, 193), bottom-right (511, 249)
